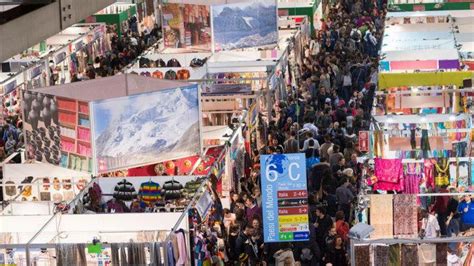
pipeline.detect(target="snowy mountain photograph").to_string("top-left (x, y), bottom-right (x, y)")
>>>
top-left (212, 0), bottom-right (277, 51)
top-left (91, 85), bottom-right (200, 173)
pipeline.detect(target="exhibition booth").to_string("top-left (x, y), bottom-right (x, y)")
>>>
top-left (92, 3), bottom-right (137, 37)
top-left (1, 162), bottom-right (91, 216)
top-left (0, 23), bottom-right (110, 121)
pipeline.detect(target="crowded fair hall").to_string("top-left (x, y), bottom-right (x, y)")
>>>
top-left (0, 0), bottom-right (473, 265)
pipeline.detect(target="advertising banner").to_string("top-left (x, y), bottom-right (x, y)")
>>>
top-left (261, 153), bottom-right (310, 243)
top-left (211, 0), bottom-right (278, 51)
top-left (91, 85), bottom-right (200, 173)
top-left (162, 3), bottom-right (211, 52)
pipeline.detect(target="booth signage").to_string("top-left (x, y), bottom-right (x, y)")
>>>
top-left (202, 84), bottom-right (252, 96)
top-left (54, 51), bottom-right (67, 65)
top-left (196, 190), bottom-right (213, 219)
top-left (359, 131), bottom-right (369, 152)
top-left (2, 80), bottom-right (17, 95)
top-left (29, 65), bottom-right (42, 79)
top-left (261, 153), bottom-right (309, 243)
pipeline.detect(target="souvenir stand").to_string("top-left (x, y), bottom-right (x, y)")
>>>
top-left (21, 74), bottom-right (201, 176)
top-left (92, 3), bottom-right (137, 37)
top-left (1, 162), bottom-right (91, 215)
top-left (0, 23), bottom-right (110, 121)
top-left (125, 52), bottom-right (210, 81)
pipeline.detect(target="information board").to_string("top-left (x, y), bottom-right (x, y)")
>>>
top-left (261, 153), bottom-right (310, 242)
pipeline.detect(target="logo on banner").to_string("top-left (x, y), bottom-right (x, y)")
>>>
top-left (261, 153), bottom-right (309, 243)
top-left (359, 131), bottom-right (369, 152)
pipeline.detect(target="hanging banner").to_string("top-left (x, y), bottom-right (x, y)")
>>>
top-left (196, 190), bottom-right (213, 219)
top-left (359, 131), bottom-right (369, 152)
top-left (261, 153), bottom-right (309, 243)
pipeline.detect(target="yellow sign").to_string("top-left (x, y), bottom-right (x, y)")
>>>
top-left (278, 215), bottom-right (308, 224)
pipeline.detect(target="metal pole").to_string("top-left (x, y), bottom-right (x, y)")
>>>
top-left (350, 238), bottom-right (355, 266)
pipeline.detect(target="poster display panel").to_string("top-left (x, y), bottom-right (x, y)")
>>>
top-left (162, 3), bottom-right (212, 52)
top-left (91, 85), bottom-right (200, 173)
top-left (211, 0), bottom-right (278, 51)
top-left (261, 153), bottom-right (310, 242)
top-left (23, 91), bottom-right (93, 172)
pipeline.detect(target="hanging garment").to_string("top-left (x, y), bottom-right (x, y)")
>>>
top-left (176, 230), bottom-right (189, 265)
top-left (424, 159), bottom-right (436, 189)
top-left (354, 245), bottom-right (370, 266)
top-left (401, 244), bottom-right (419, 266)
top-left (373, 158), bottom-right (404, 191)
top-left (113, 179), bottom-right (137, 201)
top-left (418, 244), bottom-right (436, 266)
top-left (388, 244), bottom-right (401, 266)
top-left (435, 158), bottom-right (450, 187)
top-left (421, 129), bottom-right (431, 158)
top-left (374, 245), bottom-right (390, 265)
top-left (165, 70), bottom-right (177, 80)
top-left (370, 194), bottom-right (394, 238)
top-left (458, 162), bottom-right (469, 191)
top-left (436, 243), bottom-right (448, 266)
top-left (138, 181), bottom-right (162, 205)
top-left (393, 194), bottom-right (418, 237)
top-left (177, 69), bottom-right (191, 80)
top-left (373, 130), bottom-right (384, 157)
top-left (410, 128), bottom-right (417, 149)
top-left (56, 244), bottom-right (87, 266)
top-left (403, 163), bottom-right (422, 195)
top-left (152, 70), bottom-right (164, 79)
top-left (111, 244), bottom-right (120, 266)
top-left (119, 244), bottom-right (128, 266)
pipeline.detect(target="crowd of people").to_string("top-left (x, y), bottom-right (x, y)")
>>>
top-left (215, 0), bottom-right (386, 265)
top-left (70, 23), bottom-right (161, 82)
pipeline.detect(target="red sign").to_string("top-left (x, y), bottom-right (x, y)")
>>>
top-left (359, 131), bottom-right (369, 152)
top-left (277, 190), bottom-right (307, 199)
top-left (278, 207), bottom-right (308, 215)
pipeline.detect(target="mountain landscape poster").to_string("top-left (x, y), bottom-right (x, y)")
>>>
top-left (91, 85), bottom-right (200, 173)
top-left (211, 0), bottom-right (278, 51)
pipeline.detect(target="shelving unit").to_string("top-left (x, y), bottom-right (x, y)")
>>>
top-left (57, 97), bottom-right (92, 172)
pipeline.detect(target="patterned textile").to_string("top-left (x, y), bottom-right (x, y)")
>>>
top-left (388, 244), bottom-right (401, 266)
top-left (403, 163), bottom-right (422, 195)
top-left (370, 194), bottom-right (393, 238)
top-left (373, 245), bottom-right (389, 265)
top-left (424, 159), bottom-right (436, 189)
top-left (354, 245), bottom-right (370, 266)
top-left (393, 194), bottom-right (418, 237)
top-left (375, 159), bottom-right (402, 183)
top-left (436, 243), bottom-right (448, 266)
top-left (418, 244), bottom-right (436, 266)
top-left (401, 244), bottom-right (418, 266)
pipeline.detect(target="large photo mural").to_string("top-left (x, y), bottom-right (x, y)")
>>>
top-left (211, 0), bottom-right (278, 51)
top-left (91, 85), bottom-right (200, 173)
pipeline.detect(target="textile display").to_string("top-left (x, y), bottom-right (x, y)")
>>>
top-left (418, 244), bottom-right (436, 266)
top-left (401, 244), bottom-right (419, 266)
top-left (388, 244), bottom-right (401, 266)
top-left (373, 245), bottom-right (390, 265)
top-left (393, 194), bottom-right (418, 237)
top-left (354, 245), bottom-right (370, 266)
top-left (403, 163), bottom-right (422, 195)
top-left (436, 243), bottom-right (448, 266)
top-left (373, 159), bottom-right (404, 191)
top-left (369, 194), bottom-right (393, 238)
top-left (55, 244), bottom-right (87, 266)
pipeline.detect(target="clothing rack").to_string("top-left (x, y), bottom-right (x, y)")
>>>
top-left (349, 236), bottom-right (474, 265)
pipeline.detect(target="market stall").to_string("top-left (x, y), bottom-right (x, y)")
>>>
top-left (0, 212), bottom-right (189, 265)
top-left (22, 74), bottom-right (201, 175)
top-left (92, 3), bottom-right (137, 37)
